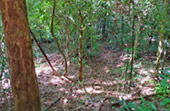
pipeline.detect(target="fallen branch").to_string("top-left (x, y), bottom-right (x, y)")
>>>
top-left (30, 31), bottom-right (58, 76)
top-left (30, 31), bottom-right (76, 84)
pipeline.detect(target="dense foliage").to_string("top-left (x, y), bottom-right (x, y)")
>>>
top-left (0, 0), bottom-right (170, 110)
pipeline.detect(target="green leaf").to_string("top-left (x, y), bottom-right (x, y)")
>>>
top-left (4, 73), bottom-right (10, 79)
top-left (151, 103), bottom-right (157, 111)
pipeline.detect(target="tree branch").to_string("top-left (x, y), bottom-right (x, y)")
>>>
top-left (30, 31), bottom-right (58, 76)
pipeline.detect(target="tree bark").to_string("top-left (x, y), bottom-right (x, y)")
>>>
top-left (0, 0), bottom-right (41, 111)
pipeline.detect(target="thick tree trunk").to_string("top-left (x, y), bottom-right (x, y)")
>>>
top-left (0, 0), bottom-right (41, 111)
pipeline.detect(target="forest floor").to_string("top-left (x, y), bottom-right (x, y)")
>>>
top-left (35, 43), bottom-right (158, 111)
top-left (0, 43), bottom-right (169, 111)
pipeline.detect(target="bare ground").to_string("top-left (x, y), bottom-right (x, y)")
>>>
top-left (0, 45), bottom-right (165, 111)
top-left (36, 46), bottom-right (156, 111)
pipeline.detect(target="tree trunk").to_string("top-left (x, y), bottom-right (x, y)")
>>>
top-left (79, 28), bottom-right (84, 81)
top-left (130, 16), bottom-right (140, 65)
top-left (78, 8), bottom-right (87, 82)
top-left (102, 13), bottom-right (107, 40)
top-left (65, 18), bottom-right (70, 65)
top-left (120, 15), bottom-right (124, 46)
top-left (128, 0), bottom-right (135, 92)
top-left (154, 0), bottom-right (168, 78)
top-left (0, 0), bottom-right (41, 111)
top-left (51, 0), bottom-right (68, 75)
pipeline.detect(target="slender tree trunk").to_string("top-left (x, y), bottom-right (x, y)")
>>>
top-left (162, 36), bottom-right (170, 71)
top-left (120, 15), bottom-right (124, 46)
top-left (102, 13), bottom-right (106, 40)
top-left (79, 28), bottom-right (84, 81)
top-left (128, 0), bottom-right (135, 92)
top-left (65, 19), bottom-right (70, 65)
top-left (154, 32), bottom-right (163, 78)
top-left (132, 17), bottom-right (140, 61)
top-left (129, 3), bottom-right (135, 74)
top-left (149, 30), bottom-right (153, 45)
top-left (51, 0), bottom-right (68, 75)
top-left (114, 18), bottom-right (119, 46)
top-left (161, 42), bottom-right (167, 72)
top-left (0, 0), bottom-right (41, 111)
top-left (78, 8), bottom-right (87, 82)
top-left (154, 0), bottom-right (168, 78)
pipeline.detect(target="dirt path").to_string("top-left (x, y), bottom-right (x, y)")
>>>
top-left (35, 46), bottom-right (155, 110)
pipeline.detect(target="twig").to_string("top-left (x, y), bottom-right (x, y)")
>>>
top-left (43, 97), bottom-right (62, 111)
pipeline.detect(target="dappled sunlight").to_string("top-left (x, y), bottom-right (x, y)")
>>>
top-left (138, 68), bottom-right (149, 75)
top-left (35, 53), bottom-right (158, 110)
top-left (168, 69), bottom-right (170, 73)
top-left (104, 66), bottom-right (110, 73)
top-left (116, 62), bottom-right (124, 67)
top-left (23, 40), bottom-right (170, 110)
top-left (1, 0), bottom-right (170, 110)
top-left (73, 86), bottom-right (103, 95)
top-left (74, 86), bottom-right (104, 94)
top-left (36, 66), bottom-right (60, 75)
top-left (63, 98), bottom-right (69, 105)
top-left (119, 94), bottom-right (132, 100)
top-left (50, 76), bottom-right (66, 86)
top-left (85, 77), bottom-right (103, 85)
top-left (0, 78), bottom-right (10, 89)
top-left (62, 75), bottom-right (76, 79)
top-left (148, 68), bottom-right (154, 73)
top-left (54, 62), bottom-right (65, 70)
top-left (120, 54), bottom-right (129, 61)
top-left (141, 87), bottom-right (154, 95)
top-left (105, 91), bottom-right (119, 97)
top-left (140, 76), bottom-right (153, 84)
top-left (85, 86), bottom-right (103, 94)
top-left (58, 87), bottom-right (66, 92)
top-left (73, 88), bottom-right (85, 94)
top-left (102, 81), bottom-right (117, 86)
top-left (86, 78), bottom-right (124, 87)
